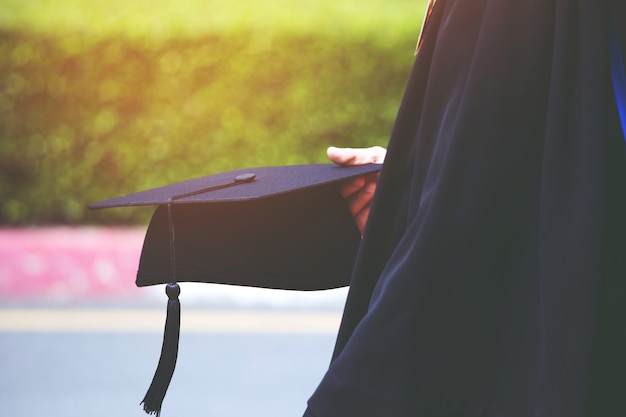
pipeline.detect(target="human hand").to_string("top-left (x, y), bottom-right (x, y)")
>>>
top-left (327, 146), bottom-right (386, 235)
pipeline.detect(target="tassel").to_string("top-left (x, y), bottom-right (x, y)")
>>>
top-left (141, 282), bottom-right (181, 416)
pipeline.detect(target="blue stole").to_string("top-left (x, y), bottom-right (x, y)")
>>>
top-left (610, 22), bottom-right (626, 142)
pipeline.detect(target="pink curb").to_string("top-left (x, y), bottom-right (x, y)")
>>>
top-left (0, 227), bottom-right (147, 300)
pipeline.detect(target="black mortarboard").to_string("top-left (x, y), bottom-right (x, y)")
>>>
top-left (88, 163), bottom-right (381, 415)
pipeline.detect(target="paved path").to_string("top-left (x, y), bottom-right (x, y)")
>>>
top-left (0, 308), bottom-right (341, 333)
top-left (0, 330), bottom-right (336, 417)
top-left (0, 227), bottom-right (346, 417)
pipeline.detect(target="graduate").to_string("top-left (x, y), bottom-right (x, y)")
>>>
top-left (304, 0), bottom-right (626, 416)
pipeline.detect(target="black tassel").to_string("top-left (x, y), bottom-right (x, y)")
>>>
top-left (141, 282), bottom-right (181, 416)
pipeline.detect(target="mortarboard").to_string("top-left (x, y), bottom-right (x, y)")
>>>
top-left (88, 163), bottom-right (382, 415)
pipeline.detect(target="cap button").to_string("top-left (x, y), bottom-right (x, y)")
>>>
top-left (234, 173), bottom-right (256, 183)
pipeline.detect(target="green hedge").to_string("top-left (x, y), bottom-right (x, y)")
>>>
top-left (0, 27), bottom-right (418, 225)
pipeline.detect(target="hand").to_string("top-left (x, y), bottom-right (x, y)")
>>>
top-left (327, 146), bottom-right (386, 235)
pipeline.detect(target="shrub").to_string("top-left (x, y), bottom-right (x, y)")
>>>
top-left (0, 4), bottom-right (421, 225)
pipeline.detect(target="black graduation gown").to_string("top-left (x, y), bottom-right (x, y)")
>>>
top-left (305, 0), bottom-right (626, 416)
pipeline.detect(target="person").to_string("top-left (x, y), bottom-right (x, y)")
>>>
top-left (304, 0), bottom-right (626, 416)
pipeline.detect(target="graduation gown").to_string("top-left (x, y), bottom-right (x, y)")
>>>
top-left (305, 0), bottom-right (626, 416)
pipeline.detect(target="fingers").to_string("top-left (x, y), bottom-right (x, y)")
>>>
top-left (327, 146), bottom-right (387, 166)
top-left (326, 145), bottom-right (386, 236)
top-left (345, 180), bottom-right (377, 217)
top-left (338, 176), bottom-right (366, 199)
top-left (353, 205), bottom-right (371, 236)
top-left (342, 179), bottom-right (377, 236)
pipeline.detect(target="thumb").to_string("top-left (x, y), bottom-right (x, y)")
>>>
top-left (327, 146), bottom-right (386, 166)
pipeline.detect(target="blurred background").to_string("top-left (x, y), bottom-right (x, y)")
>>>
top-left (0, 0), bottom-right (425, 416)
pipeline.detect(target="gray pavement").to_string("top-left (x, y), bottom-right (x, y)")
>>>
top-left (0, 323), bottom-right (337, 417)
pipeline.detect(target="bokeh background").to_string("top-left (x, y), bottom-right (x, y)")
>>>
top-left (1, 0), bottom-right (424, 226)
top-left (0, 2), bottom-right (427, 416)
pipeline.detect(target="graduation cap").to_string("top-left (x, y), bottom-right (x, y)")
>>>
top-left (88, 163), bottom-right (381, 415)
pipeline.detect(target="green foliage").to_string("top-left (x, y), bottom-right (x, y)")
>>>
top-left (0, 0), bottom-right (422, 40)
top-left (0, 1), bottom-right (425, 225)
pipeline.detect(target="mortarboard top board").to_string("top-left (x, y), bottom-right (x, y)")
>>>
top-left (89, 163), bottom-right (382, 290)
top-left (88, 162), bottom-right (382, 416)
